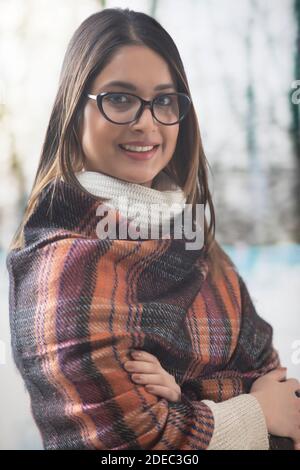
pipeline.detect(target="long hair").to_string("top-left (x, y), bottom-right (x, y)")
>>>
top-left (9, 7), bottom-right (232, 276)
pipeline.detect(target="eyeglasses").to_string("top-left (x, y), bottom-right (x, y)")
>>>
top-left (86, 91), bottom-right (191, 125)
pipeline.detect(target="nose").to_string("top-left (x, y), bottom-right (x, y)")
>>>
top-left (131, 103), bottom-right (157, 128)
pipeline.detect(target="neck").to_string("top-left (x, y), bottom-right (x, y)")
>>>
top-left (139, 180), bottom-right (153, 188)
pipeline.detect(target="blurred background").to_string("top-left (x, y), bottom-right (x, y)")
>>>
top-left (0, 0), bottom-right (299, 449)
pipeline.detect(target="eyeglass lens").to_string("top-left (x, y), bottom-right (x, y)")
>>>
top-left (100, 93), bottom-right (189, 124)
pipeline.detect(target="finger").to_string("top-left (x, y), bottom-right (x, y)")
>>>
top-left (125, 360), bottom-right (157, 374)
top-left (131, 350), bottom-right (160, 364)
top-left (285, 378), bottom-right (300, 390)
top-left (145, 385), bottom-right (178, 402)
top-left (265, 367), bottom-right (287, 381)
top-left (131, 373), bottom-right (165, 386)
top-left (294, 441), bottom-right (300, 450)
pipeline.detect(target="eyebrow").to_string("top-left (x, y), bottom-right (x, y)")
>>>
top-left (100, 80), bottom-right (176, 91)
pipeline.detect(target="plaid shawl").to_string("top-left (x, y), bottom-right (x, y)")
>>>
top-left (6, 178), bottom-right (293, 450)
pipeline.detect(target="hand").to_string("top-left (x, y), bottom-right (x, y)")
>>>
top-left (250, 367), bottom-right (300, 449)
top-left (123, 350), bottom-right (181, 402)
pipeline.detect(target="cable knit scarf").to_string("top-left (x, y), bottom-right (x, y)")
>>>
top-left (6, 170), bottom-right (293, 450)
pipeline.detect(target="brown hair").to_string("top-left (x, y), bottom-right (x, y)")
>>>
top-left (9, 7), bottom-right (232, 276)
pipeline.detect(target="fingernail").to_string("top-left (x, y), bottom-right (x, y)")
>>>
top-left (131, 351), bottom-right (142, 358)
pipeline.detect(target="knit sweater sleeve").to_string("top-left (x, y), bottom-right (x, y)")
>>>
top-left (202, 394), bottom-right (269, 450)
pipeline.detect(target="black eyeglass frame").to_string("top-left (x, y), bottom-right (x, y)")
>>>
top-left (86, 91), bottom-right (192, 125)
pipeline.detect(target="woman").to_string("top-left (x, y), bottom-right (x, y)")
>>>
top-left (6, 8), bottom-right (300, 450)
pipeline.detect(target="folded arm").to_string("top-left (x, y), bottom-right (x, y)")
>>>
top-left (8, 240), bottom-right (216, 450)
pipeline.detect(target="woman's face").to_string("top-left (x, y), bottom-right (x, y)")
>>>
top-left (79, 45), bottom-right (179, 188)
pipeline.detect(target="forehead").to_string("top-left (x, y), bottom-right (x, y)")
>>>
top-left (92, 45), bottom-right (176, 93)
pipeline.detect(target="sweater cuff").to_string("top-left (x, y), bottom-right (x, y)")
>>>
top-left (202, 394), bottom-right (269, 450)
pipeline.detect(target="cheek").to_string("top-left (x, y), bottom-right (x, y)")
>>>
top-left (81, 107), bottom-right (97, 147)
top-left (165, 126), bottom-right (179, 152)
top-left (81, 107), bottom-right (117, 150)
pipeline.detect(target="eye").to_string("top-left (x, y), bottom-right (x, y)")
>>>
top-left (106, 93), bottom-right (132, 104)
top-left (155, 95), bottom-right (172, 106)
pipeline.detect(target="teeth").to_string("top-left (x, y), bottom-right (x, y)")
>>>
top-left (121, 144), bottom-right (155, 152)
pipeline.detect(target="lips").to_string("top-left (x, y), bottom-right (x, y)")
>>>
top-left (118, 144), bottom-right (159, 160)
top-left (119, 142), bottom-right (161, 146)
top-left (119, 144), bottom-right (159, 151)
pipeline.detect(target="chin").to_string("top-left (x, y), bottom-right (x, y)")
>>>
top-left (126, 177), bottom-right (152, 187)
top-left (116, 171), bottom-right (156, 187)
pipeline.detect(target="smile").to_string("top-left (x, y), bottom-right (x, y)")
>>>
top-left (118, 144), bottom-right (160, 161)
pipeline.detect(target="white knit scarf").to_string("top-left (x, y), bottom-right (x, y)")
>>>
top-left (75, 170), bottom-right (187, 235)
